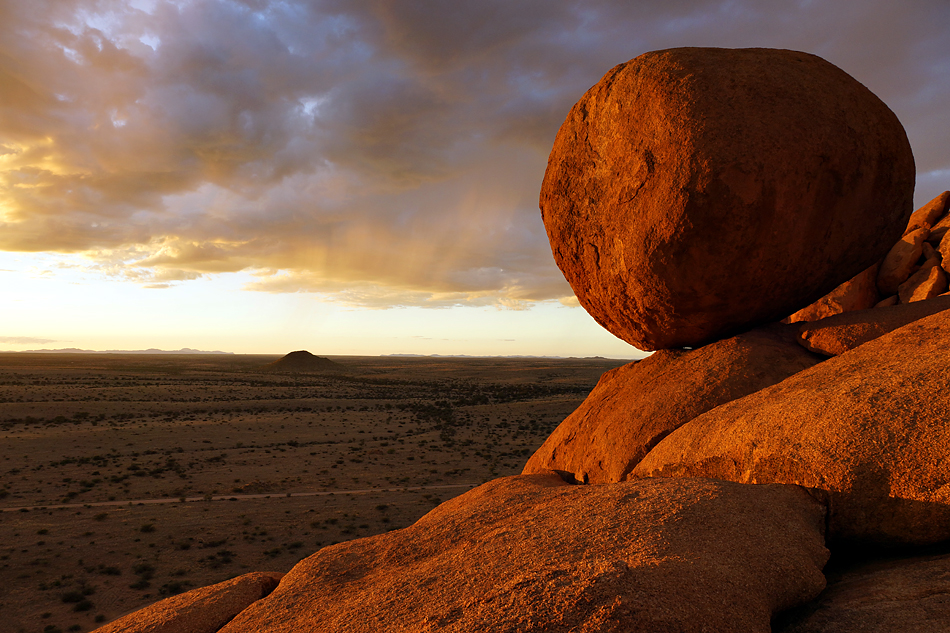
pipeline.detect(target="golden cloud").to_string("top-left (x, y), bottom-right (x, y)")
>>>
top-left (0, 0), bottom-right (947, 309)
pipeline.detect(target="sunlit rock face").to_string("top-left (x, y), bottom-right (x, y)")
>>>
top-left (540, 47), bottom-right (915, 351)
top-left (522, 322), bottom-right (821, 484)
top-left (219, 475), bottom-right (828, 633)
top-left (634, 309), bottom-right (950, 547)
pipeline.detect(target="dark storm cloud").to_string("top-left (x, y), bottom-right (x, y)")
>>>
top-left (0, 0), bottom-right (947, 306)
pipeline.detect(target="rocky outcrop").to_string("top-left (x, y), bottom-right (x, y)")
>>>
top-left (219, 475), bottom-right (828, 633)
top-left (904, 190), bottom-right (950, 235)
top-left (796, 295), bottom-right (950, 356)
top-left (878, 227), bottom-right (930, 296)
top-left (522, 323), bottom-right (820, 483)
top-left (777, 552), bottom-right (950, 633)
top-left (784, 264), bottom-right (881, 324)
top-left (633, 310), bottom-right (950, 546)
top-left (93, 572), bottom-right (282, 633)
top-left (540, 47), bottom-right (914, 351)
top-left (792, 191), bottom-right (950, 320)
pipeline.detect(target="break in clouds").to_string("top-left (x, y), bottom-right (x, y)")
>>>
top-left (1, 0), bottom-right (949, 308)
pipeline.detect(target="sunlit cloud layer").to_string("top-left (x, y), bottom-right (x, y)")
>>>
top-left (2, 0), bottom-right (948, 308)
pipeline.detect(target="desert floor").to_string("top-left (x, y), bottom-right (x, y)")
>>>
top-left (0, 353), bottom-right (626, 633)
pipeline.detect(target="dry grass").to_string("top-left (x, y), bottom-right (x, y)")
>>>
top-left (0, 353), bottom-right (625, 632)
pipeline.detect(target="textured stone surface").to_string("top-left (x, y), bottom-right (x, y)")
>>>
top-left (93, 572), bottom-right (282, 633)
top-left (634, 310), bottom-right (950, 546)
top-left (785, 264), bottom-right (881, 324)
top-left (777, 552), bottom-right (950, 633)
top-left (940, 233), bottom-right (950, 275)
top-left (540, 47), bottom-right (914, 351)
top-left (796, 295), bottom-right (950, 356)
top-left (220, 475), bottom-right (828, 633)
top-left (898, 259), bottom-right (948, 303)
top-left (928, 212), bottom-right (950, 244)
top-left (878, 227), bottom-right (928, 295)
top-left (522, 324), bottom-right (820, 483)
top-left (904, 190), bottom-right (950, 235)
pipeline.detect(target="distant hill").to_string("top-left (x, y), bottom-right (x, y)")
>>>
top-left (20, 348), bottom-right (233, 355)
top-left (263, 351), bottom-right (343, 373)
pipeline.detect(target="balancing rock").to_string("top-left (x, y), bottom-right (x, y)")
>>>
top-left (541, 47), bottom-right (915, 350)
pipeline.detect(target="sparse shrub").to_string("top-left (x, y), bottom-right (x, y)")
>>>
top-left (139, 523), bottom-right (155, 533)
top-left (94, 513), bottom-right (108, 521)
top-left (159, 581), bottom-right (190, 595)
top-left (73, 599), bottom-right (93, 612)
top-left (61, 591), bottom-right (84, 603)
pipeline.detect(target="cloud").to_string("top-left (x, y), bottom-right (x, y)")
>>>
top-left (0, 0), bottom-right (948, 308)
top-left (0, 336), bottom-right (60, 345)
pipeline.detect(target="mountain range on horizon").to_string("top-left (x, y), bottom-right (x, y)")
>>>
top-left (17, 348), bottom-right (234, 355)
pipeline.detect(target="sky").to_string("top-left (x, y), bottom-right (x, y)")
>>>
top-left (2, 1), bottom-right (949, 357)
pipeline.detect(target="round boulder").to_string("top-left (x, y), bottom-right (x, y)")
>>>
top-left (541, 47), bottom-right (915, 351)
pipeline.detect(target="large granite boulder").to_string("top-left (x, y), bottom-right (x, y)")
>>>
top-left (540, 47), bottom-right (915, 351)
top-left (777, 552), bottom-right (950, 633)
top-left (92, 572), bottom-right (282, 633)
top-left (219, 475), bottom-right (828, 633)
top-left (522, 323), bottom-right (821, 483)
top-left (633, 310), bottom-right (950, 546)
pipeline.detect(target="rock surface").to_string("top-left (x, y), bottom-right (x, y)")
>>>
top-left (904, 190), bottom-right (950, 235)
top-left (522, 324), bottom-right (821, 483)
top-left (898, 258), bottom-right (947, 303)
top-left (796, 295), bottom-right (950, 356)
top-left (540, 47), bottom-right (914, 351)
top-left (633, 310), bottom-right (950, 546)
top-left (777, 552), bottom-right (950, 633)
top-left (93, 572), bottom-right (282, 633)
top-left (877, 227), bottom-right (928, 296)
top-left (219, 475), bottom-right (828, 633)
top-left (785, 264), bottom-right (881, 324)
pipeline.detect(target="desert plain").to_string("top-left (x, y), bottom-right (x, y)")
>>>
top-left (0, 352), bottom-right (625, 633)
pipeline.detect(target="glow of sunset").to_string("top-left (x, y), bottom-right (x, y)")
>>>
top-left (2, 1), bottom-right (949, 356)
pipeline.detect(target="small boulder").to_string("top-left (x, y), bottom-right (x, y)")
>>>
top-left (93, 572), bottom-right (283, 633)
top-left (875, 295), bottom-right (899, 308)
top-left (904, 190), bottom-right (950, 235)
top-left (795, 295), bottom-right (950, 356)
top-left (541, 47), bottom-right (914, 351)
top-left (927, 212), bottom-right (950, 244)
top-left (522, 323), bottom-right (821, 483)
top-left (877, 227), bottom-right (929, 295)
top-left (898, 259), bottom-right (948, 303)
top-left (777, 552), bottom-right (950, 633)
top-left (633, 309), bottom-right (950, 546)
top-left (940, 233), bottom-right (950, 275)
top-left (785, 263), bottom-right (881, 324)
top-left (219, 476), bottom-right (829, 633)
